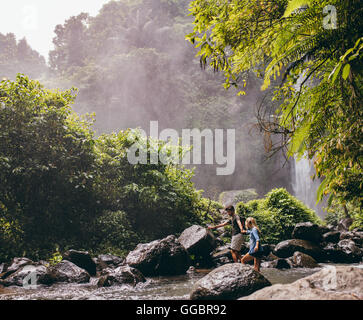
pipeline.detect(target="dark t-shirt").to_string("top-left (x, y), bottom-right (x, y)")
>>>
top-left (230, 215), bottom-right (245, 236)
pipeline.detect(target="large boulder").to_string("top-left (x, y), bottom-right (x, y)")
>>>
top-left (292, 222), bottom-right (324, 243)
top-left (63, 250), bottom-right (97, 276)
top-left (340, 231), bottom-right (363, 246)
top-left (190, 263), bottom-right (271, 300)
top-left (241, 266), bottom-right (363, 300)
top-left (322, 243), bottom-right (347, 263)
top-left (97, 265), bottom-right (146, 287)
top-left (337, 239), bottom-right (362, 262)
top-left (178, 225), bottom-right (217, 258)
top-left (125, 235), bottom-right (190, 276)
top-left (47, 260), bottom-right (90, 284)
top-left (322, 231), bottom-right (341, 243)
top-left (292, 251), bottom-right (319, 268)
top-left (0, 257), bottom-right (34, 280)
top-left (322, 240), bottom-right (362, 263)
top-left (1, 265), bottom-right (52, 287)
top-left (273, 239), bottom-right (324, 261)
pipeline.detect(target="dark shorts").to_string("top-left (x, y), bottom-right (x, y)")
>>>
top-left (249, 250), bottom-right (264, 258)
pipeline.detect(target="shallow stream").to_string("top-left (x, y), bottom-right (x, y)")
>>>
top-left (3, 264), bottom-right (358, 300)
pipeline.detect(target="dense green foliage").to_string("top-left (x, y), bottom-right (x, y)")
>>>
top-left (0, 75), bottom-right (212, 261)
top-left (42, 0), bottom-right (293, 198)
top-left (187, 0), bottom-right (362, 217)
top-left (236, 188), bottom-right (321, 244)
top-left (0, 75), bottom-right (98, 260)
top-left (1, 0), bottom-right (361, 262)
top-left (324, 200), bottom-right (363, 230)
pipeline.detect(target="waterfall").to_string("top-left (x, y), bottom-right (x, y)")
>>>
top-left (292, 156), bottom-right (325, 218)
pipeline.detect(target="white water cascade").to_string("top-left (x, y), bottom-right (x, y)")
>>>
top-left (292, 156), bottom-right (325, 218)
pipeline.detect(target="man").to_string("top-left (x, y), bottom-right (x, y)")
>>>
top-left (208, 205), bottom-right (245, 263)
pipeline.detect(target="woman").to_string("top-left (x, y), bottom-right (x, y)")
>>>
top-left (241, 217), bottom-right (263, 272)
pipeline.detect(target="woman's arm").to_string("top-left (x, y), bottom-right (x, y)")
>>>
top-left (237, 219), bottom-right (245, 233)
top-left (252, 228), bottom-right (260, 251)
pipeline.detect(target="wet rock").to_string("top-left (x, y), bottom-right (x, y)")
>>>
top-left (353, 231), bottom-right (363, 246)
top-left (273, 239), bottom-right (324, 261)
top-left (214, 237), bottom-right (225, 247)
top-left (340, 231), bottom-right (363, 246)
top-left (261, 258), bottom-right (291, 269)
top-left (241, 266), bottom-right (363, 300)
top-left (322, 243), bottom-right (347, 263)
top-left (190, 263), bottom-right (271, 300)
top-left (319, 225), bottom-right (332, 234)
top-left (95, 254), bottom-right (124, 272)
top-left (125, 235), bottom-right (190, 276)
top-left (263, 252), bottom-right (279, 262)
top-left (292, 251), bottom-right (319, 268)
top-left (322, 240), bottom-right (362, 263)
top-left (47, 260), bottom-right (90, 284)
top-left (97, 265), bottom-right (145, 287)
top-left (187, 266), bottom-right (197, 274)
top-left (178, 225), bottom-right (217, 266)
top-left (0, 258), bottom-right (34, 280)
top-left (63, 250), bottom-right (97, 276)
top-left (337, 240), bottom-right (362, 262)
top-left (2, 265), bottom-right (52, 287)
top-left (322, 231), bottom-right (341, 243)
top-left (213, 244), bottom-right (231, 253)
top-left (261, 244), bottom-right (273, 257)
top-left (292, 222), bottom-right (324, 243)
top-left (337, 218), bottom-right (353, 232)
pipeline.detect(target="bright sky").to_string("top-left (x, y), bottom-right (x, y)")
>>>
top-left (0, 0), bottom-right (111, 60)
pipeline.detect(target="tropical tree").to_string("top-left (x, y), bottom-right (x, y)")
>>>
top-left (0, 33), bottom-right (46, 79)
top-left (0, 75), bottom-right (215, 260)
top-left (186, 0), bottom-right (362, 212)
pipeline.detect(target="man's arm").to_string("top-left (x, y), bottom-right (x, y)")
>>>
top-left (208, 221), bottom-right (229, 230)
top-left (236, 217), bottom-right (245, 233)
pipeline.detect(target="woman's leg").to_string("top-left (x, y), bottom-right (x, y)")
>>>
top-left (241, 253), bottom-right (254, 265)
top-left (254, 258), bottom-right (261, 272)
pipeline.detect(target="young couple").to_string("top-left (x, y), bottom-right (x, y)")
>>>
top-left (208, 205), bottom-right (264, 272)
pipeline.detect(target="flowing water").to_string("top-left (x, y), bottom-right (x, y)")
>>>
top-left (292, 156), bottom-right (326, 218)
top-left (0, 265), bottom-right (353, 300)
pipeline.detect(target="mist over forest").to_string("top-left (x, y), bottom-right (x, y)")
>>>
top-left (0, 0), bottom-right (293, 199)
top-left (1, 2), bottom-right (362, 301)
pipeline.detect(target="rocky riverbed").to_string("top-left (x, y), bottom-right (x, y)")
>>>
top-left (1, 264), bottom-right (350, 300)
top-left (1, 220), bottom-right (362, 300)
